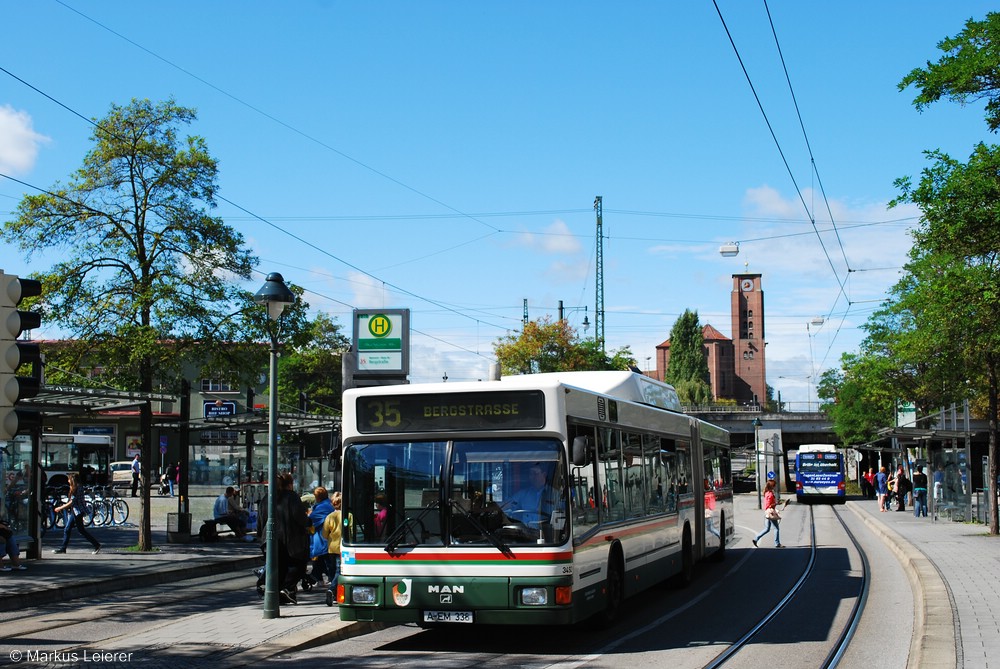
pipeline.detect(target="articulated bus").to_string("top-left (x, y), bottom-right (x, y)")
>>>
top-left (337, 371), bottom-right (732, 626)
top-left (794, 443), bottom-right (846, 504)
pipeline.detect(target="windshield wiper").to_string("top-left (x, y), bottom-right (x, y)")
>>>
top-left (384, 499), bottom-right (440, 554)
top-left (448, 498), bottom-right (514, 558)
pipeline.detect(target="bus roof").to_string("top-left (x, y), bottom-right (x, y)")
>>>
top-left (346, 371), bottom-right (683, 412)
top-left (798, 443), bottom-right (838, 453)
top-left (499, 371), bottom-right (682, 411)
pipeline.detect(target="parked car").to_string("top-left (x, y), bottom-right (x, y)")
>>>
top-left (110, 461), bottom-right (134, 489)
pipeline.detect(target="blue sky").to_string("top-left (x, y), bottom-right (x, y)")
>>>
top-left (0, 1), bottom-right (994, 408)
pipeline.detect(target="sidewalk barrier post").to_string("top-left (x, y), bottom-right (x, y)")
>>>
top-left (167, 512), bottom-right (192, 543)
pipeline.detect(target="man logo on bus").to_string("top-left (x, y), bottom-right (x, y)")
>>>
top-left (368, 314), bottom-right (392, 338)
top-left (392, 578), bottom-right (412, 606)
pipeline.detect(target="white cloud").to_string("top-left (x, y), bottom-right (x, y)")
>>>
top-left (347, 270), bottom-right (389, 308)
top-left (513, 219), bottom-right (583, 255)
top-left (0, 105), bottom-right (50, 174)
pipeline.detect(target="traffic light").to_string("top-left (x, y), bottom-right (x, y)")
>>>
top-left (1, 270), bottom-right (42, 440)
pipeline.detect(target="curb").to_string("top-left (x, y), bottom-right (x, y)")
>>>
top-left (220, 619), bottom-right (390, 667)
top-left (845, 503), bottom-right (957, 669)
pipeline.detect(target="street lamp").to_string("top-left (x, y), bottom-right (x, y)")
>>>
top-left (254, 272), bottom-right (296, 620)
top-left (719, 242), bottom-right (740, 257)
top-left (752, 417), bottom-right (763, 509)
top-left (558, 302), bottom-right (590, 334)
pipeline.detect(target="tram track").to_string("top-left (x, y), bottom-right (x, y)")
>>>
top-left (705, 504), bottom-right (871, 669)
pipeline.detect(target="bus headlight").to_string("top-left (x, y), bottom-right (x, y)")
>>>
top-left (520, 587), bottom-right (548, 606)
top-left (351, 585), bottom-right (377, 604)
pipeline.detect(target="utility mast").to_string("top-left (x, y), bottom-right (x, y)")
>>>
top-left (594, 196), bottom-right (605, 351)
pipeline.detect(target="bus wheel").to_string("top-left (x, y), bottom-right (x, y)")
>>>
top-left (712, 513), bottom-right (726, 563)
top-left (601, 548), bottom-right (625, 625)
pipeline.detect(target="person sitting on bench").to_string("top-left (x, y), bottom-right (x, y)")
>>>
top-left (213, 486), bottom-right (249, 537)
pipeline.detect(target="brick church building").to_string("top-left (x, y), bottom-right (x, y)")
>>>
top-left (651, 273), bottom-right (766, 406)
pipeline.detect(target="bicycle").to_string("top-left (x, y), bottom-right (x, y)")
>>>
top-left (41, 486), bottom-right (69, 533)
top-left (84, 486), bottom-right (109, 527)
top-left (102, 486), bottom-right (129, 525)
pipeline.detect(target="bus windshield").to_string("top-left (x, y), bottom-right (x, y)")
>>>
top-left (342, 438), bottom-right (569, 550)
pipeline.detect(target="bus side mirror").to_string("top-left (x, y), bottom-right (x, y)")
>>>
top-left (572, 436), bottom-right (590, 467)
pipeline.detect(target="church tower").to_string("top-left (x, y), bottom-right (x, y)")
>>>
top-left (731, 274), bottom-right (766, 406)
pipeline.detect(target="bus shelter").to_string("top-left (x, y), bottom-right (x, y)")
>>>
top-left (875, 426), bottom-right (977, 523)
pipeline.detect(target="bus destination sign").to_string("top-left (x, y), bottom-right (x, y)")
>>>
top-left (356, 390), bottom-right (546, 434)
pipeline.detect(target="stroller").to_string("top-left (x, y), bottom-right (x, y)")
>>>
top-left (252, 543), bottom-right (319, 603)
top-left (156, 474), bottom-right (170, 496)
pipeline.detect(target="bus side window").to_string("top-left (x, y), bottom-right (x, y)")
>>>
top-left (622, 432), bottom-right (645, 518)
top-left (598, 428), bottom-right (624, 523)
top-left (643, 434), bottom-right (664, 514)
top-left (568, 425), bottom-right (600, 540)
top-left (659, 438), bottom-right (678, 514)
top-left (675, 440), bottom-right (692, 496)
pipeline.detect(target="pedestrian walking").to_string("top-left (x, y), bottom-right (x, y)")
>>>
top-left (864, 467), bottom-right (876, 500)
top-left (307, 487), bottom-right (334, 587)
top-left (321, 491), bottom-right (344, 607)
top-left (274, 473), bottom-right (310, 604)
top-left (912, 465), bottom-right (929, 518)
top-left (165, 462), bottom-right (177, 497)
top-left (130, 454), bottom-right (141, 497)
top-left (893, 465), bottom-right (910, 512)
top-left (52, 474), bottom-right (102, 554)
top-left (875, 466), bottom-right (889, 512)
top-left (752, 479), bottom-right (784, 548)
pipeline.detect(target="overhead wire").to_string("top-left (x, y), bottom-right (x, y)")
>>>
top-left (712, 1), bottom-right (848, 299)
top-left (0, 71), bottom-right (513, 360)
top-left (713, 0), bottom-right (907, 378)
top-left (3, 4), bottom-right (912, 380)
top-left (51, 0), bottom-right (504, 237)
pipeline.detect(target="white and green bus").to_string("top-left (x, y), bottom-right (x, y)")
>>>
top-left (337, 370), bottom-right (732, 626)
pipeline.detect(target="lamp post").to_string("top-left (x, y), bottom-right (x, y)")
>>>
top-left (752, 417), bottom-right (763, 509)
top-left (254, 272), bottom-right (296, 620)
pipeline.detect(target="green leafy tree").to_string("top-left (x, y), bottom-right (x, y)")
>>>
top-left (663, 309), bottom-right (711, 405)
top-left (278, 313), bottom-right (350, 413)
top-left (899, 12), bottom-right (1000, 132)
top-left (493, 317), bottom-right (634, 375)
top-left (890, 146), bottom-right (1000, 534)
top-left (893, 13), bottom-right (1000, 534)
top-left (0, 98), bottom-right (304, 549)
top-left (817, 355), bottom-right (896, 446)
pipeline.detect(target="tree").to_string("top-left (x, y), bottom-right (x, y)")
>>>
top-left (817, 355), bottom-right (897, 447)
top-left (278, 313), bottom-right (350, 413)
top-left (899, 12), bottom-right (1000, 132)
top-left (0, 98), bottom-right (293, 549)
top-left (890, 145), bottom-right (1000, 535)
top-left (663, 309), bottom-right (712, 405)
top-left (895, 14), bottom-right (1000, 534)
top-left (493, 317), bottom-right (634, 375)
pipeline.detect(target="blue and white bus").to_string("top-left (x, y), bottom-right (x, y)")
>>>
top-left (336, 371), bottom-right (732, 626)
top-left (794, 444), bottom-right (845, 504)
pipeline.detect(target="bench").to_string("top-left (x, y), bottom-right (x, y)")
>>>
top-left (198, 518), bottom-right (241, 542)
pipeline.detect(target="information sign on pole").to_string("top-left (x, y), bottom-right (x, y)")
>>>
top-left (352, 309), bottom-right (410, 377)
